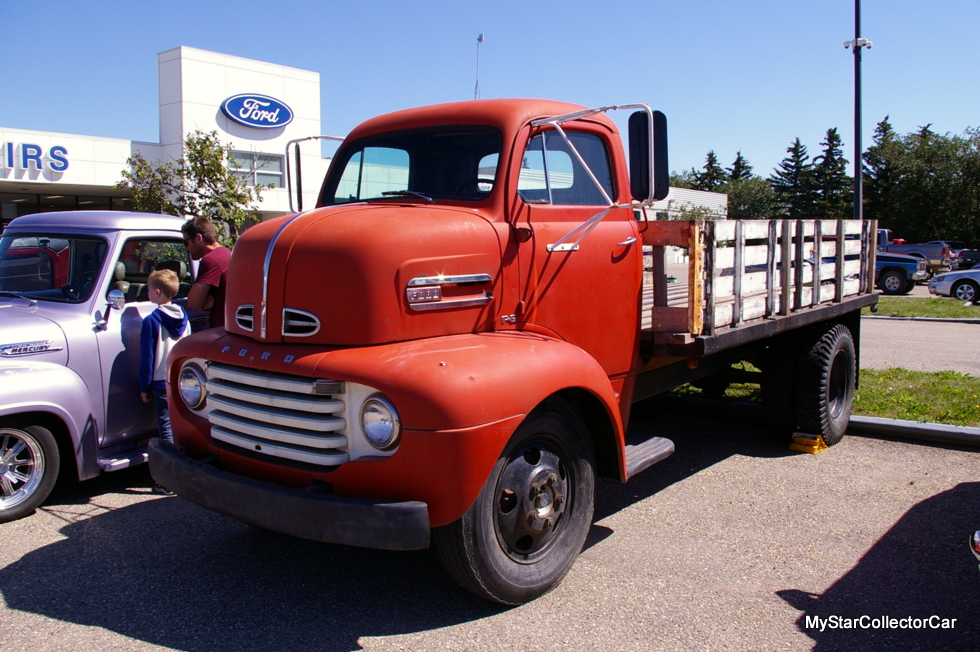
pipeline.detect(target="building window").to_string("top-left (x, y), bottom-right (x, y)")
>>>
top-left (231, 151), bottom-right (284, 188)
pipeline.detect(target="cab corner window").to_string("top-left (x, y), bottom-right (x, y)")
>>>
top-left (517, 131), bottom-right (614, 206)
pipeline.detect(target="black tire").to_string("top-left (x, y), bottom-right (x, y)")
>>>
top-left (433, 398), bottom-right (595, 605)
top-left (878, 270), bottom-right (907, 295)
top-left (0, 424), bottom-right (60, 523)
top-left (794, 324), bottom-right (856, 446)
top-left (761, 336), bottom-right (800, 437)
top-left (952, 280), bottom-right (979, 303)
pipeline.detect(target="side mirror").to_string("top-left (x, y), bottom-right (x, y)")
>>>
top-left (106, 289), bottom-right (125, 311)
top-left (628, 109), bottom-right (669, 202)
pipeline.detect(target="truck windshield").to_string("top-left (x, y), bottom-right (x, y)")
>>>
top-left (319, 127), bottom-right (502, 206)
top-left (0, 234), bottom-right (108, 303)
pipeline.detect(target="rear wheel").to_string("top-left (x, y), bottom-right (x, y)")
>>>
top-left (953, 280), bottom-right (979, 303)
top-left (0, 424), bottom-right (60, 523)
top-left (434, 398), bottom-right (595, 605)
top-left (794, 325), bottom-right (856, 446)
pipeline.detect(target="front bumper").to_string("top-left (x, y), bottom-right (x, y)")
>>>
top-left (148, 439), bottom-right (430, 550)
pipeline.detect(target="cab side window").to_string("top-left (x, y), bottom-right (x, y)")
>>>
top-left (114, 239), bottom-right (191, 303)
top-left (518, 131), bottom-right (614, 206)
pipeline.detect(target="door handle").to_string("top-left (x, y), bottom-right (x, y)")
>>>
top-left (617, 237), bottom-right (637, 246)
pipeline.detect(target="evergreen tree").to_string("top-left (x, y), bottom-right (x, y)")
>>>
top-left (727, 152), bottom-right (753, 182)
top-left (863, 117), bottom-right (900, 228)
top-left (770, 138), bottom-right (818, 219)
top-left (693, 150), bottom-right (728, 191)
top-left (813, 128), bottom-right (852, 219)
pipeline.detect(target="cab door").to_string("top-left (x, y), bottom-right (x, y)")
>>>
top-left (96, 237), bottom-right (192, 448)
top-left (506, 127), bottom-right (641, 378)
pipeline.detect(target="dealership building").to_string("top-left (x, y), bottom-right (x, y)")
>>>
top-left (0, 46), bottom-right (331, 230)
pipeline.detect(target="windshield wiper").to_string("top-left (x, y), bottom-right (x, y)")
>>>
top-left (379, 190), bottom-right (435, 204)
top-left (0, 290), bottom-right (37, 304)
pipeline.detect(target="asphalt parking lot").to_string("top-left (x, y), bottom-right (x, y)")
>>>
top-left (2, 403), bottom-right (978, 652)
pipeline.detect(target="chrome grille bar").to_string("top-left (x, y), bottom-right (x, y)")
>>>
top-left (206, 362), bottom-right (348, 467)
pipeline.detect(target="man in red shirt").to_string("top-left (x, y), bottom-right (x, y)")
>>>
top-left (182, 217), bottom-right (232, 329)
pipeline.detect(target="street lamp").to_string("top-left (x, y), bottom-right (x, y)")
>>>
top-left (844, 0), bottom-right (872, 220)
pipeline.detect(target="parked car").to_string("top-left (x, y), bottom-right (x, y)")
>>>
top-left (0, 211), bottom-right (203, 523)
top-left (875, 252), bottom-right (928, 295)
top-left (928, 267), bottom-right (980, 303)
top-left (927, 240), bottom-right (969, 269)
top-left (877, 229), bottom-right (950, 276)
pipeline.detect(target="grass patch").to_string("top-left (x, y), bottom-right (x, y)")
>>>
top-left (677, 364), bottom-right (980, 427)
top-left (863, 296), bottom-right (980, 319)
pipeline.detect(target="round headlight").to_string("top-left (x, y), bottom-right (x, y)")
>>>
top-left (178, 364), bottom-right (208, 410)
top-left (360, 396), bottom-right (401, 450)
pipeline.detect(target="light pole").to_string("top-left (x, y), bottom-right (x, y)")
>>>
top-left (474, 33), bottom-right (485, 100)
top-left (844, 0), bottom-right (872, 220)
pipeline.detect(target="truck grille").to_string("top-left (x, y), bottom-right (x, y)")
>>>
top-left (205, 362), bottom-right (349, 467)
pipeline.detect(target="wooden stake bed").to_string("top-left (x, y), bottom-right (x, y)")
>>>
top-left (638, 218), bottom-right (879, 358)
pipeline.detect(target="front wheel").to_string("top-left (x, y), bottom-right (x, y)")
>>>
top-left (434, 398), bottom-right (595, 605)
top-left (794, 325), bottom-right (856, 446)
top-left (0, 425), bottom-right (60, 523)
top-left (953, 280), bottom-right (979, 303)
top-left (878, 270), bottom-right (907, 295)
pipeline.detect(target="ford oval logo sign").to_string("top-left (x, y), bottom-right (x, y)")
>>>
top-left (221, 94), bottom-right (294, 130)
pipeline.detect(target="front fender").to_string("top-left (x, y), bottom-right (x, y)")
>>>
top-left (0, 360), bottom-right (99, 480)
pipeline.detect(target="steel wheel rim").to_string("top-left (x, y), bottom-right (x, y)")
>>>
top-left (827, 350), bottom-right (849, 421)
top-left (493, 439), bottom-right (573, 564)
top-left (884, 275), bottom-right (902, 291)
top-left (0, 429), bottom-right (46, 510)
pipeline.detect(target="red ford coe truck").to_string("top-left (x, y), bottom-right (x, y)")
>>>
top-left (149, 99), bottom-right (878, 604)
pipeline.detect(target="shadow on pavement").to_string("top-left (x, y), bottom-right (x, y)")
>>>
top-left (1, 484), bottom-right (501, 652)
top-left (777, 482), bottom-right (980, 651)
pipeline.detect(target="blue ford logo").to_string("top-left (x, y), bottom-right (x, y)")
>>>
top-left (221, 94), bottom-right (294, 130)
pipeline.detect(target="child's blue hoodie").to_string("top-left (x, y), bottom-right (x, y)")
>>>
top-left (139, 303), bottom-right (190, 393)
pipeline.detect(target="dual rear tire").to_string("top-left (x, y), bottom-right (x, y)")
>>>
top-left (763, 323), bottom-right (856, 446)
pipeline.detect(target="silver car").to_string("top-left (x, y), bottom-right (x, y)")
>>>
top-left (0, 211), bottom-right (198, 522)
top-left (928, 267), bottom-right (980, 303)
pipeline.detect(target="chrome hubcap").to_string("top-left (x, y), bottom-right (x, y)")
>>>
top-left (0, 429), bottom-right (45, 510)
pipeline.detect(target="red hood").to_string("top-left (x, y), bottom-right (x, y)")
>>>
top-left (224, 203), bottom-right (503, 345)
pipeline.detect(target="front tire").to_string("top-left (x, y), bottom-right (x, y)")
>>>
top-left (434, 398), bottom-right (595, 605)
top-left (953, 280), bottom-right (979, 303)
top-left (878, 270), bottom-right (907, 295)
top-left (0, 425), bottom-right (60, 523)
top-left (794, 325), bottom-right (856, 446)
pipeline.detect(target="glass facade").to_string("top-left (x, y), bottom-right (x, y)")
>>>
top-left (0, 193), bottom-right (133, 231)
top-left (231, 150), bottom-right (284, 188)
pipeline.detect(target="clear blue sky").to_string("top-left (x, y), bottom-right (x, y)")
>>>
top-left (5, 0), bottom-right (978, 178)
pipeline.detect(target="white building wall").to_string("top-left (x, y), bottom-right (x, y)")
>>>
top-left (157, 46), bottom-right (328, 215)
top-left (0, 127), bottom-right (133, 188)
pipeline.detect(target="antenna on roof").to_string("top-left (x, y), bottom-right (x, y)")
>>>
top-left (474, 33), bottom-right (485, 100)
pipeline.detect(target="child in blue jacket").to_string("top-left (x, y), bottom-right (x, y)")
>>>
top-left (139, 269), bottom-right (190, 493)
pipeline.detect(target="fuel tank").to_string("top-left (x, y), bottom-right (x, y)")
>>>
top-left (223, 203), bottom-right (503, 346)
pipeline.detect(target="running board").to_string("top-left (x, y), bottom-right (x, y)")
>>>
top-left (624, 435), bottom-right (675, 479)
top-left (98, 449), bottom-right (149, 472)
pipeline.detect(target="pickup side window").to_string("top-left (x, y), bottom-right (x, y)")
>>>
top-left (320, 128), bottom-right (503, 205)
top-left (114, 239), bottom-right (192, 303)
top-left (518, 131), bottom-right (614, 206)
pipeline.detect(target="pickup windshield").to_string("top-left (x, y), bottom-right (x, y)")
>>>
top-left (0, 234), bottom-right (108, 303)
top-left (319, 127), bottom-right (502, 206)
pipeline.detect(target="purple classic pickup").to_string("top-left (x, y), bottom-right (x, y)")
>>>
top-left (0, 211), bottom-right (200, 522)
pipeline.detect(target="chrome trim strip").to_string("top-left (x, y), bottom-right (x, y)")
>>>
top-left (261, 212), bottom-right (309, 339)
top-left (407, 273), bottom-right (493, 287)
